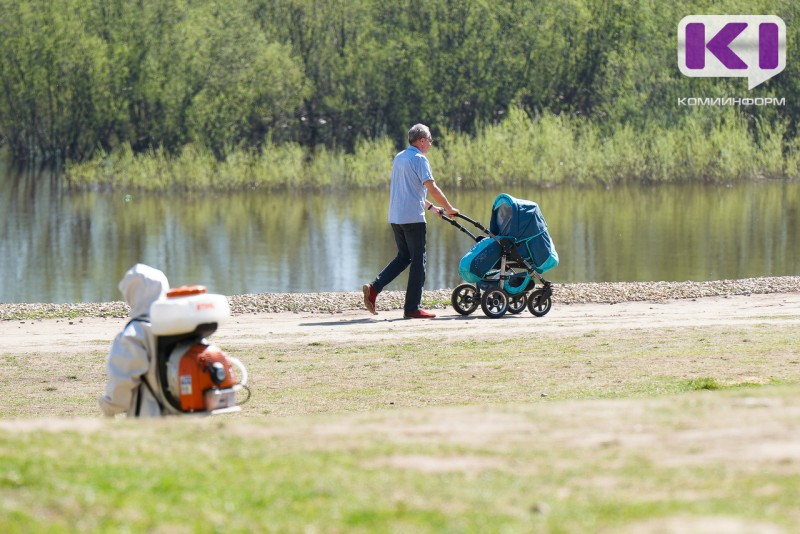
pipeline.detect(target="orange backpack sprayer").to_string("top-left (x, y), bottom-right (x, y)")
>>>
top-left (150, 286), bottom-right (249, 414)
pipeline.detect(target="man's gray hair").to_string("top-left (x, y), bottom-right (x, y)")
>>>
top-left (408, 124), bottom-right (431, 144)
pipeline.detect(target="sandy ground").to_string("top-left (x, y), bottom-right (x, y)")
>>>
top-left (3, 292), bottom-right (799, 356)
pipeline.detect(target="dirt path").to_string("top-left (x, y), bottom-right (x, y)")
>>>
top-left (3, 292), bottom-right (799, 355)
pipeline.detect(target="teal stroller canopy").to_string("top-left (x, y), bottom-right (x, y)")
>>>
top-left (490, 194), bottom-right (549, 240)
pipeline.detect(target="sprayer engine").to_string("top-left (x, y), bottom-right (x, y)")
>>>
top-left (165, 341), bottom-right (247, 412)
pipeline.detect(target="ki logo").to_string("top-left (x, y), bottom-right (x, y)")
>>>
top-left (678, 15), bottom-right (786, 89)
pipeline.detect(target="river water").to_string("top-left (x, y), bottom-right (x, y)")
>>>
top-left (1, 167), bottom-right (798, 303)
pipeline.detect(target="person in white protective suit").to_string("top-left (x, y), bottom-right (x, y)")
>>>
top-left (98, 263), bottom-right (170, 418)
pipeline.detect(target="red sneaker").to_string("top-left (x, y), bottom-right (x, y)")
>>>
top-left (404, 309), bottom-right (436, 319)
top-left (362, 284), bottom-right (377, 315)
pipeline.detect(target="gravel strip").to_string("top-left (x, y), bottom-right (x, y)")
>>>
top-left (1, 276), bottom-right (798, 321)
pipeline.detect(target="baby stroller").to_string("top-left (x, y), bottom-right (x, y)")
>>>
top-left (441, 194), bottom-right (558, 318)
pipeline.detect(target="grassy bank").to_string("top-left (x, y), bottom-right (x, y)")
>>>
top-left (1, 313), bottom-right (799, 531)
top-left (66, 109), bottom-right (800, 191)
top-left (3, 387), bottom-right (799, 533)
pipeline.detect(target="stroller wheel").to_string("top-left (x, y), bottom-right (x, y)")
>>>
top-left (481, 288), bottom-right (508, 318)
top-left (451, 283), bottom-right (480, 315)
top-left (528, 289), bottom-right (552, 317)
top-left (508, 293), bottom-right (528, 314)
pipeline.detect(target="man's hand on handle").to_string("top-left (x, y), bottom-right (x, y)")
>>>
top-left (428, 202), bottom-right (459, 218)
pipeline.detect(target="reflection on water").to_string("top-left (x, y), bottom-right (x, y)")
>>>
top-left (1, 167), bottom-right (799, 303)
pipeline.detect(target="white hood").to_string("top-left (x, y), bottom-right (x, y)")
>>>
top-left (118, 264), bottom-right (169, 318)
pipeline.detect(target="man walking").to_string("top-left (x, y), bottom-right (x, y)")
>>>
top-left (363, 124), bottom-right (458, 318)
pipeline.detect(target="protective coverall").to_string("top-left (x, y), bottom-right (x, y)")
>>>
top-left (98, 263), bottom-right (170, 417)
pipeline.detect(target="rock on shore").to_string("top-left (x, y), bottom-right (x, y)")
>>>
top-left (1, 276), bottom-right (798, 321)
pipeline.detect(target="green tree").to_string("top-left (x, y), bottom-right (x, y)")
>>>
top-left (0, 0), bottom-right (116, 161)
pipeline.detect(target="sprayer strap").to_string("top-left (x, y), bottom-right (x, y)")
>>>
top-left (138, 375), bottom-right (165, 415)
top-left (127, 317), bottom-right (166, 416)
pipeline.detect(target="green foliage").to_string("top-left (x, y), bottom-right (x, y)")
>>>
top-left (0, 0), bottom-right (116, 161)
top-left (682, 377), bottom-right (783, 391)
top-left (0, 0), bottom-right (308, 161)
top-left (178, 2), bottom-right (307, 158)
top-left (686, 377), bottom-right (723, 391)
top-left (66, 106), bottom-right (800, 190)
top-left (432, 107), bottom-right (799, 189)
top-left (2, 0), bottom-right (800, 184)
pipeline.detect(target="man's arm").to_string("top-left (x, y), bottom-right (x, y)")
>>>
top-left (424, 180), bottom-right (458, 217)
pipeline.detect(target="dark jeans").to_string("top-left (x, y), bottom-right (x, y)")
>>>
top-left (372, 223), bottom-right (427, 314)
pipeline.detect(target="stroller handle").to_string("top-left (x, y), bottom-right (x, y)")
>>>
top-left (439, 212), bottom-right (479, 241)
top-left (455, 213), bottom-right (489, 234)
top-left (438, 210), bottom-right (492, 243)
